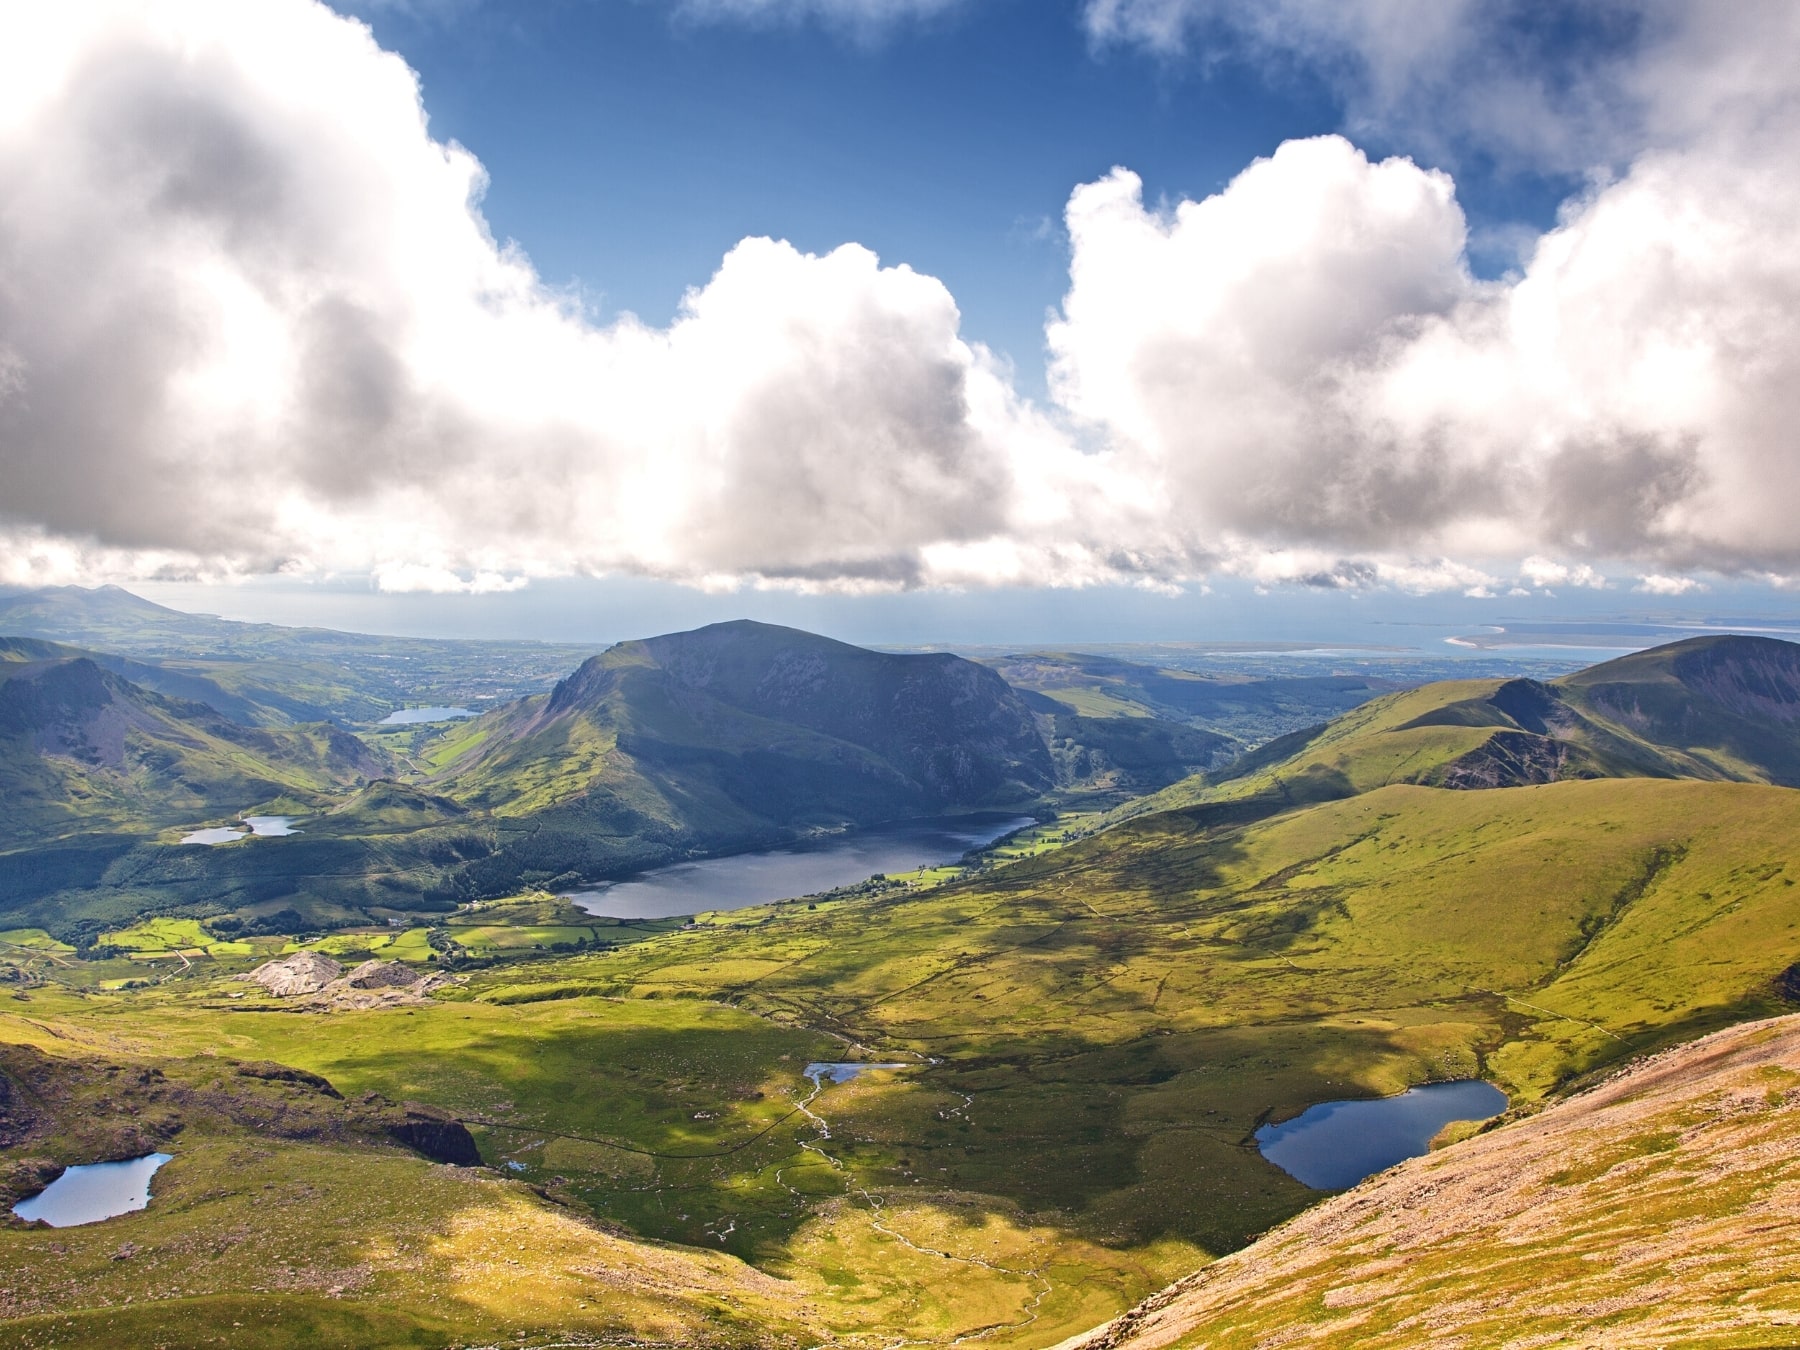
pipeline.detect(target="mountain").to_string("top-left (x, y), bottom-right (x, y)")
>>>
top-left (1127, 633), bottom-right (1800, 819)
top-left (1057, 1013), bottom-right (1800, 1348)
top-left (431, 620), bottom-right (1056, 886)
top-left (985, 650), bottom-right (1389, 744)
top-left (0, 585), bottom-right (593, 725)
top-left (0, 642), bottom-right (385, 849)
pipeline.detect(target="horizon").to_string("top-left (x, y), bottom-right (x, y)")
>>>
top-left (11, 579), bottom-right (1800, 673)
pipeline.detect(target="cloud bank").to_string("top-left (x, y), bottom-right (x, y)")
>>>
top-left (1, 0), bottom-right (1799, 596)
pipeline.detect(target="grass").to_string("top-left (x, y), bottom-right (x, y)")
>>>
top-left (1087, 1017), bottom-right (1800, 1348)
top-left (11, 774), bottom-right (1800, 1346)
top-left (0, 929), bottom-right (74, 953)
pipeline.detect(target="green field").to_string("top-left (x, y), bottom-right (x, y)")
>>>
top-left (9, 772), bottom-right (1800, 1345)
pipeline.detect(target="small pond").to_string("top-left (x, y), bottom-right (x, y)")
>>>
top-left (179, 816), bottom-right (301, 845)
top-left (380, 706), bottom-right (477, 725)
top-left (12, 1153), bottom-right (173, 1227)
top-left (565, 814), bottom-right (1035, 920)
top-left (805, 1062), bottom-right (912, 1086)
top-left (1255, 1080), bottom-right (1508, 1190)
top-left (179, 826), bottom-right (244, 845)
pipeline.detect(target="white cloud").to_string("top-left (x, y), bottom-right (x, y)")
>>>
top-left (1635, 574), bottom-right (1706, 597)
top-left (0, 0), bottom-right (1080, 593)
top-left (1081, 2), bottom-right (1800, 175)
top-left (2, 0), bottom-right (1799, 601)
top-left (1045, 112), bottom-right (1800, 578)
top-left (1519, 557), bottom-right (1606, 591)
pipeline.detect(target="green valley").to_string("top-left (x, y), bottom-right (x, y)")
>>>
top-left (8, 621), bottom-right (1800, 1346)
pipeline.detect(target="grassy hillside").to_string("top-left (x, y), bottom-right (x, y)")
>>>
top-left (0, 648), bottom-right (385, 849)
top-left (987, 651), bottom-right (1387, 745)
top-left (1123, 634), bottom-right (1800, 823)
top-left (8, 769), bottom-right (1800, 1344)
top-left (1059, 1014), bottom-right (1800, 1348)
top-left (429, 620), bottom-right (1057, 889)
top-left (0, 585), bottom-right (593, 726)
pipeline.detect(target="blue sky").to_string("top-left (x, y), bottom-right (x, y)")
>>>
top-left (5, 1), bottom-right (1800, 646)
top-left (338, 0), bottom-right (1572, 392)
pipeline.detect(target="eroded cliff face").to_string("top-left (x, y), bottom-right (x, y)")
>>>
top-left (1055, 1014), bottom-right (1800, 1350)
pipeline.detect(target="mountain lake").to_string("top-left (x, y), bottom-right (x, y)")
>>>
top-left (564, 814), bottom-right (1036, 919)
top-left (180, 816), bottom-right (301, 845)
top-left (380, 706), bottom-right (477, 725)
top-left (12, 1153), bottom-right (173, 1227)
top-left (1255, 1079), bottom-right (1509, 1189)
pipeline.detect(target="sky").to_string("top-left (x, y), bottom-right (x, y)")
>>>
top-left (4, 1), bottom-right (1800, 644)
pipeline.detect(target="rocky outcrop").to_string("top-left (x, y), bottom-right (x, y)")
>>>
top-left (385, 1104), bottom-right (481, 1166)
top-left (241, 951), bottom-right (342, 996)
top-left (234, 1060), bottom-right (342, 1098)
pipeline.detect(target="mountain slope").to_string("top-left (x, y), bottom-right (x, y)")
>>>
top-left (0, 585), bottom-right (593, 725)
top-left (0, 646), bottom-right (385, 848)
top-left (987, 650), bottom-right (1387, 744)
top-left (430, 620), bottom-right (1055, 884)
top-left (1056, 1013), bottom-right (1800, 1349)
top-left (1126, 634), bottom-right (1800, 819)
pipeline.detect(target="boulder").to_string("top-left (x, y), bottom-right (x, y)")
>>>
top-left (343, 960), bottom-right (422, 990)
top-left (242, 951), bottom-right (343, 997)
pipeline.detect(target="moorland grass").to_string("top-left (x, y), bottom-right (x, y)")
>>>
top-left (11, 776), bottom-right (1800, 1346)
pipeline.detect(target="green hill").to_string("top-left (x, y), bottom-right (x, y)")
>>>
top-left (12, 637), bottom-right (1800, 1344)
top-left (0, 585), bottom-right (593, 726)
top-left (0, 643), bottom-right (385, 849)
top-left (986, 650), bottom-right (1387, 744)
top-left (1125, 634), bottom-right (1800, 820)
top-left (431, 620), bottom-right (1056, 887)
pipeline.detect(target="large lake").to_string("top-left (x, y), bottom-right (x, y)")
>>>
top-left (1256, 1080), bottom-right (1508, 1189)
top-left (12, 1153), bottom-right (172, 1227)
top-left (380, 706), bottom-right (476, 725)
top-left (565, 814), bottom-right (1035, 920)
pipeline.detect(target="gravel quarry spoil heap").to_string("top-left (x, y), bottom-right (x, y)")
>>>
top-left (241, 953), bottom-right (450, 1009)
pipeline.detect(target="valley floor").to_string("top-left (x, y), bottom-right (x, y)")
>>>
top-left (8, 775), bottom-right (1800, 1346)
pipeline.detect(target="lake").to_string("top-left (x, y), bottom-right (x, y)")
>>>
top-left (1255, 1080), bottom-right (1508, 1189)
top-left (179, 815), bottom-right (301, 845)
top-left (380, 706), bottom-right (477, 725)
top-left (12, 1153), bottom-right (173, 1227)
top-left (805, 1062), bottom-right (912, 1085)
top-left (565, 814), bottom-right (1035, 919)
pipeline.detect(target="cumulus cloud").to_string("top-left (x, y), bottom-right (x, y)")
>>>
top-left (0, 0), bottom-right (1097, 593)
top-left (1635, 574), bottom-right (1706, 597)
top-left (3, 0), bottom-right (1800, 599)
top-left (1044, 65), bottom-right (1800, 579)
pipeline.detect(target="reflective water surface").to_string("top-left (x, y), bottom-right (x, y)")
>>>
top-left (180, 815), bottom-right (300, 844)
top-left (804, 1062), bottom-right (912, 1086)
top-left (1255, 1080), bottom-right (1508, 1189)
top-left (565, 814), bottom-right (1034, 919)
top-left (12, 1153), bottom-right (173, 1227)
top-left (380, 706), bottom-right (476, 725)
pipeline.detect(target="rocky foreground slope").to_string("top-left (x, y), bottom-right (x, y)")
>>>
top-left (1056, 1014), bottom-right (1800, 1349)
